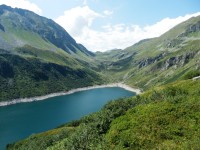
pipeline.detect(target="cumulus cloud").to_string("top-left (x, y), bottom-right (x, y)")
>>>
top-left (143, 12), bottom-right (200, 38)
top-left (55, 6), bottom-right (102, 36)
top-left (0, 0), bottom-right (42, 15)
top-left (55, 5), bottom-right (200, 52)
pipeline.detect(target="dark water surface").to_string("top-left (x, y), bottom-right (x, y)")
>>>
top-left (0, 87), bottom-right (135, 150)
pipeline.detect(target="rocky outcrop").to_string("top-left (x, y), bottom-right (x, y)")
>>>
top-left (137, 50), bottom-right (199, 71)
top-left (186, 21), bottom-right (200, 33)
top-left (179, 21), bottom-right (200, 37)
top-left (162, 51), bottom-right (199, 70)
top-left (138, 53), bottom-right (166, 68)
top-left (166, 39), bottom-right (183, 48)
top-left (0, 23), bottom-right (4, 32)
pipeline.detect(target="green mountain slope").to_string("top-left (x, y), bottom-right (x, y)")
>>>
top-left (106, 79), bottom-right (200, 149)
top-left (0, 5), bottom-right (105, 102)
top-left (95, 15), bottom-right (200, 89)
top-left (0, 54), bottom-right (103, 101)
top-left (7, 79), bottom-right (200, 149)
top-left (0, 5), bottom-right (93, 57)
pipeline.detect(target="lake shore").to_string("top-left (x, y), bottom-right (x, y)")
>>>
top-left (0, 83), bottom-right (141, 107)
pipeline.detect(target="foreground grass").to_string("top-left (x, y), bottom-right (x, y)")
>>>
top-left (107, 80), bottom-right (200, 149)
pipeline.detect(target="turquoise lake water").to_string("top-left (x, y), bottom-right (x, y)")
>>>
top-left (0, 87), bottom-right (135, 150)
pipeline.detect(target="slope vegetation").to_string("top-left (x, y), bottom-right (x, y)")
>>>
top-left (0, 54), bottom-right (103, 102)
top-left (95, 16), bottom-right (200, 89)
top-left (0, 5), bottom-right (105, 102)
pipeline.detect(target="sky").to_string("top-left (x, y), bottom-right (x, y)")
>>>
top-left (0, 0), bottom-right (200, 52)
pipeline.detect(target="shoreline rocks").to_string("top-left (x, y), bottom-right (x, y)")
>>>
top-left (0, 83), bottom-right (141, 107)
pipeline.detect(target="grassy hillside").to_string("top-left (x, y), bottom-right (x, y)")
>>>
top-left (0, 5), bottom-right (93, 57)
top-left (106, 79), bottom-right (200, 149)
top-left (0, 53), bottom-right (104, 102)
top-left (7, 79), bottom-right (200, 149)
top-left (95, 16), bottom-right (200, 89)
top-left (0, 5), bottom-right (107, 102)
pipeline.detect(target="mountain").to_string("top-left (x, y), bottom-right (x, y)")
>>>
top-left (95, 15), bottom-right (200, 89)
top-left (2, 4), bottom-right (199, 102)
top-left (0, 5), bottom-right (93, 56)
top-left (7, 14), bottom-right (200, 149)
top-left (0, 5), bottom-right (105, 102)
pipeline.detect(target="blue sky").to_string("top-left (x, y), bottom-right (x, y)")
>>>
top-left (0, 0), bottom-right (200, 51)
top-left (32, 0), bottom-right (200, 27)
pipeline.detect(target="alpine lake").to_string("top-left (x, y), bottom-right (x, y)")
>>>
top-left (0, 87), bottom-right (135, 150)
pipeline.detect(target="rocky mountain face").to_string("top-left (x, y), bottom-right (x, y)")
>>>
top-left (137, 50), bottom-right (199, 70)
top-left (138, 53), bottom-right (166, 68)
top-left (0, 5), bottom-right (93, 56)
top-left (163, 51), bottom-right (199, 70)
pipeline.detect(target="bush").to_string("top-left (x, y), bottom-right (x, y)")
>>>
top-left (182, 69), bottom-right (200, 79)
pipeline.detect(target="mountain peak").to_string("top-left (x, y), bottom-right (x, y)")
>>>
top-left (0, 4), bottom-right (13, 15)
top-left (0, 4), bottom-right (12, 10)
top-left (0, 4), bottom-right (94, 57)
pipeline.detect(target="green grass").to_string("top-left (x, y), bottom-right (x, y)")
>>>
top-left (93, 16), bottom-right (200, 90)
top-left (106, 80), bottom-right (200, 149)
top-left (15, 45), bottom-right (80, 68)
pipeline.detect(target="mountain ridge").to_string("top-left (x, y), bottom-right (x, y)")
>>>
top-left (94, 15), bottom-right (200, 89)
top-left (0, 4), bottom-right (93, 56)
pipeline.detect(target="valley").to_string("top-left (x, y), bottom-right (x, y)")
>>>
top-left (0, 4), bottom-right (200, 150)
top-left (0, 5), bottom-right (200, 103)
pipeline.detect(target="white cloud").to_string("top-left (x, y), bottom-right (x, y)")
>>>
top-left (55, 6), bottom-right (102, 36)
top-left (55, 5), bottom-right (200, 52)
top-left (103, 10), bottom-right (113, 16)
top-left (143, 12), bottom-right (200, 38)
top-left (0, 0), bottom-right (42, 15)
